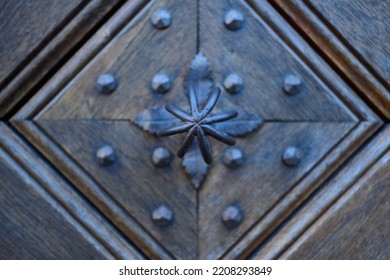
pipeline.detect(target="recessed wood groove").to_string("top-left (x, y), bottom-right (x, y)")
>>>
top-left (1, 122), bottom-right (144, 259)
top-left (303, 0), bottom-right (390, 90)
top-left (268, 0), bottom-right (390, 120)
top-left (251, 124), bottom-right (388, 259)
top-left (11, 120), bottom-right (174, 259)
top-left (0, 0), bottom-right (89, 93)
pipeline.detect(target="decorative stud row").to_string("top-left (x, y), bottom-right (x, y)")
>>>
top-left (94, 72), bottom-right (302, 96)
top-left (96, 144), bottom-right (301, 169)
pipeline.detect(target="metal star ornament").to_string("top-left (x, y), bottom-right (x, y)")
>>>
top-left (157, 82), bottom-right (238, 164)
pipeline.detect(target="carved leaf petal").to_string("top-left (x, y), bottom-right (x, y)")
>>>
top-left (186, 52), bottom-right (213, 105)
top-left (182, 141), bottom-right (209, 189)
top-left (132, 106), bottom-right (179, 135)
top-left (213, 109), bottom-right (263, 137)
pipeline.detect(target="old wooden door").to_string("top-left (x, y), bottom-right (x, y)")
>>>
top-left (0, 0), bottom-right (389, 259)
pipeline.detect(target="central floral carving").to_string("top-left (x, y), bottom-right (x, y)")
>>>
top-left (132, 53), bottom-right (263, 189)
top-left (157, 83), bottom-right (238, 164)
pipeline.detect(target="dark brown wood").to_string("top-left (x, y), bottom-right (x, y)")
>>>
top-left (308, 0), bottom-right (390, 86)
top-left (252, 124), bottom-right (389, 259)
top-left (35, 0), bottom-right (197, 121)
top-left (12, 120), bottom-right (171, 260)
top-left (3, 0), bottom-right (388, 260)
top-left (199, 122), bottom-right (355, 259)
top-left (200, 0), bottom-right (360, 122)
top-left (0, 123), bottom-right (142, 259)
top-left (271, 0), bottom-right (390, 120)
top-left (0, 0), bottom-right (125, 118)
top-left (35, 120), bottom-right (197, 259)
top-left (278, 127), bottom-right (390, 259)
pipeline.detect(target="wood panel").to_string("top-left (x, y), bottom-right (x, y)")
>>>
top-left (279, 129), bottom-right (390, 259)
top-left (0, 123), bottom-right (142, 259)
top-left (0, 0), bottom-right (126, 118)
top-left (37, 120), bottom-right (197, 259)
top-left (252, 125), bottom-right (389, 259)
top-left (200, 0), bottom-right (356, 121)
top-left (308, 0), bottom-right (390, 85)
top-left (38, 0), bottom-right (197, 121)
top-left (271, 0), bottom-right (390, 120)
top-left (199, 122), bottom-right (354, 259)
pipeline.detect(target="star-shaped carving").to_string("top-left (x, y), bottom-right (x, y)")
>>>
top-left (158, 82), bottom-right (238, 164)
top-left (132, 52), bottom-right (263, 189)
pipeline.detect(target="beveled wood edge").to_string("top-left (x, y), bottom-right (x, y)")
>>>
top-left (0, 0), bottom-right (88, 92)
top-left (269, 0), bottom-right (390, 120)
top-left (0, 122), bottom-right (144, 259)
top-left (0, 0), bottom-right (127, 119)
top-left (12, 0), bottom-right (150, 121)
top-left (11, 119), bottom-right (173, 260)
top-left (14, 0), bottom-right (380, 123)
top-left (246, 0), bottom-right (380, 122)
top-left (222, 121), bottom-right (382, 259)
top-left (252, 125), bottom-right (390, 259)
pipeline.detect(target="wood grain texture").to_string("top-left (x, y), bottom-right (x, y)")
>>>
top-left (0, 0), bottom-right (126, 118)
top-left (0, 123), bottom-right (136, 259)
top-left (199, 122), bottom-right (354, 259)
top-left (0, 0), bottom-right (85, 89)
top-left (222, 121), bottom-right (380, 259)
top-left (12, 120), bottom-right (171, 259)
top-left (308, 0), bottom-right (390, 85)
top-left (278, 127), bottom-right (390, 259)
top-left (0, 123), bottom-right (143, 260)
top-left (200, 0), bottom-right (356, 121)
top-left (252, 124), bottom-right (389, 259)
top-left (36, 120), bottom-right (197, 259)
top-left (14, 0), bottom-right (149, 120)
top-left (271, 0), bottom-right (390, 120)
top-left (38, 0), bottom-right (197, 121)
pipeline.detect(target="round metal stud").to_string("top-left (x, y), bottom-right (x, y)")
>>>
top-left (221, 205), bottom-right (243, 229)
top-left (283, 74), bottom-right (302, 95)
top-left (224, 9), bottom-right (244, 30)
top-left (152, 147), bottom-right (172, 167)
top-left (152, 205), bottom-right (173, 226)
top-left (223, 73), bottom-right (244, 94)
top-left (95, 73), bottom-right (117, 95)
top-left (151, 73), bottom-right (172, 93)
top-left (282, 146), bottom-right (301, 167)
top-left (96, 145), bottom-right (116, 166)
top-left (223, 147), bottom-right (244, 168)
top-left (151, 10), bottom-right (172, 29)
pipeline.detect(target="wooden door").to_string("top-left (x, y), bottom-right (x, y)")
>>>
top-left (0, 0), bottom-right (389, 259)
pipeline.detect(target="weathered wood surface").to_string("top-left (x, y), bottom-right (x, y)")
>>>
top-left (278, 127), bottom-right (390, 259)
top-left (0, 123), bottom-right (143, 259)
top-left (199, 122), bottom-right (354, 259)
top-left (252, 125), bottom-right (389, 259)
top-left (200, 0), bottom-right (362, 122)
top-left (308, 0), bottom-right (390, 85)
top-left (0, 0), bottom-right (125, 118)
top-left (36, 120), bottom-right (197, 259)
top-left (37, 0), bottom-right (197, 121)
top-left (271, 0), bottom-right (390, 120)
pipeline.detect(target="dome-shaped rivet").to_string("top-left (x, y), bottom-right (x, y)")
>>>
top-left (222, 205), bottom-right (243, 229)
top-left (152, 205), bottom-right (173, 226)
top-left (223, 147), bottom-right (244, 168)
top-left (282, 146), bottom-right (301, 167)
top-left (96, 145), bottom-right (116, 166)
top-left (224, 9), bottom-right (244, 31)
top-left (223, 73), bottom-right (244, 94)
top-left (151, 73), bottom-right (172, 93)
top-left (152, 147), bottom-right (172, 167)
top-left (95, 73), bottom-right (117, 95)
top-left (151, 10), bottom-right (172, 29)
top-left (283, 74), bottom-right (302, 95)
